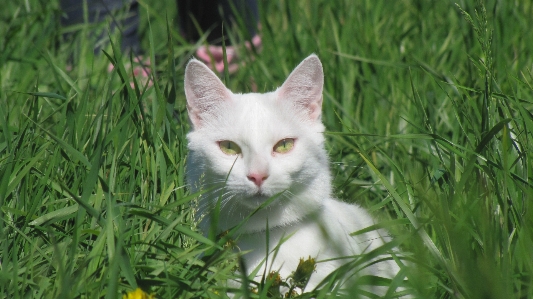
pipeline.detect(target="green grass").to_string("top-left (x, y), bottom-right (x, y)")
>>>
top-left (1, 0), bottom-right (533, 298)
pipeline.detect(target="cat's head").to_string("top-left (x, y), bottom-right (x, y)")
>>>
top-left (185, 55), bottom-right (332, 232)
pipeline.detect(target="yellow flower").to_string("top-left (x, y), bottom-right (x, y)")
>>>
top-left (266, 271), bottom-right (282, 297)
top-left (267, 271), bottom-right (282, 287)
top-left (217, 230), bottom-right (237, 249)
top-left (285, 290), bottom-right (299, 298)
top-left (291, 256), bottom-right (316, 289)
top-left (122, 288), bottom-right (155, 299)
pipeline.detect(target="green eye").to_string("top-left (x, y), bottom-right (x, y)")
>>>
top-left (219, 140), bottom-right (242, 155)
top-left (273, 138), bottom-right (295, 154)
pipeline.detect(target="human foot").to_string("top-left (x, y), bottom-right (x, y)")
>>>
top-left (195, 35), bottom-right (262, 73)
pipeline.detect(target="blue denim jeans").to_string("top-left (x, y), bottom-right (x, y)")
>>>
top-left (60, 0), bottom-right (259, 54)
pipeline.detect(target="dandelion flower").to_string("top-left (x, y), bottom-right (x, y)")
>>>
top-left (291, 256), bottom-right (316, 289)
top-left (122, 288), bottom-right (155, 299)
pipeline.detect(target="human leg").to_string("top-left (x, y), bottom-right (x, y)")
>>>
top-left (177, 0), bottom-right (259, 45)
top-left (177, 0), bottom-right (261, 73)
top-left (60, 0), bottom-right (141, 54)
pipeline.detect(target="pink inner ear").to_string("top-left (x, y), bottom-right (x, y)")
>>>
top-left (186, 104), bottom-right (202, 127)
top-left (308, 99), bottom-right (323, 120)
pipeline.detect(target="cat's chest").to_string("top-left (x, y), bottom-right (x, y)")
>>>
top-left (233, 199), bottom-right (384, 271)
top-left (237, 221), bottom-right (322, 255)
top-left (236, 221), bottom-right (328, 276)
top-left (235, 210), bottom-right (350, 268)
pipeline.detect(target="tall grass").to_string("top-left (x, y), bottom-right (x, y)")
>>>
top-left (1, 0), bottom-right (532, 298)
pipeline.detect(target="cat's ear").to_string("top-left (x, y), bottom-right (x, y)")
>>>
top-left (277, 54), bottom-right (324, 121)
top-left (184, 58), bottom-right (232, 128)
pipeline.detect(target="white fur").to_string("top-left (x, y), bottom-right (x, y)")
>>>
top-left (185, 55), bottom-right (404, 295)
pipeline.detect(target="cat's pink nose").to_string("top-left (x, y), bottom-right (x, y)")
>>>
top-left (247, 173), bottom-right (268, 187)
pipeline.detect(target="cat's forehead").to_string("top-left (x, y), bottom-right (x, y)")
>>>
top-left (202, 91), bottom-right (300, 142)
top-left (233, 92), bottom-right (279, 116)
top-left (232, 92), bottom-right (293, 130)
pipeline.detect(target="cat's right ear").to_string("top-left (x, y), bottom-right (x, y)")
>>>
top-left (184, 59), bottom-right (232, 128)
top-left (277, 54), bottom-right (324, 122)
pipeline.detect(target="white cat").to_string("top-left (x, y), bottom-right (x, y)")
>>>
top-left (185, 55), bottom-right (406, 296)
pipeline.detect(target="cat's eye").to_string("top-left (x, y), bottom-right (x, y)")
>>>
top-left (273, 138), bottom-right (295, 154)
top-left (219, 140), bottom-right (242, 155)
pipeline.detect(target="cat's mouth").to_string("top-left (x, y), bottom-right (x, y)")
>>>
top-left (251, 190), bottom-right (268, 200)
top-left (239, 190), bottom-right (273, 208)
top-left (244, 188), bottom-right (288, 208)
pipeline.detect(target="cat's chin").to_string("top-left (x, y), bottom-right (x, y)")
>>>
top-left (240, 193), bottom-right (273, 209)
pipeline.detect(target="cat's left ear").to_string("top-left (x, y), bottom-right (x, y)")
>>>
top-left (277, 54), bottom-right (324, 121)
top-left (184, 58), bottom-right (233, 128)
